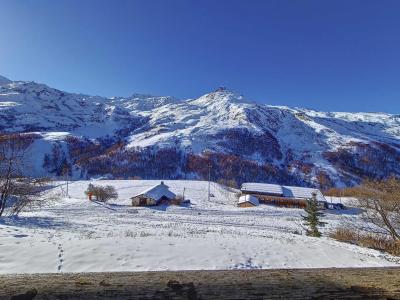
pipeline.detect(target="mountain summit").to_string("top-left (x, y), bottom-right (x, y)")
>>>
top-left (191, 88), bottom-right (254, 107)
top-left (0, 76), bottom-right (399, 187)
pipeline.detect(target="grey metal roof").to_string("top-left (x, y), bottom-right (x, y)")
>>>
top-left (238, 194), bottom-right (259, 206)
top-left (132, 182), bottom-right (176, 201)
top-left (282, 186), bottom-right (325, 202)
top-left (241, 182), bottom-right (326, 202)
top-left (241, 182), bottom-right (283, 195)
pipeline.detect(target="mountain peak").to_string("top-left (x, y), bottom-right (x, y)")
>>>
top-left (212, 86), bottom-right (239, 95)
top-left (192, 88), bottom-right (254, 106)
top-left (0, 75), bottom-right (12, 85)
top-left (214, 86), bottom-right (229, 92)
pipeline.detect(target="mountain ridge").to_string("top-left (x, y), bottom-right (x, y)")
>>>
top-left (1, 76), bottom-right (399, 188)
top-left (0, 75), bottom-right (12, 85)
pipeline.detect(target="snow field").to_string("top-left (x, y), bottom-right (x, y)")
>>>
top-left (0, 180), bottom-right (398, 274)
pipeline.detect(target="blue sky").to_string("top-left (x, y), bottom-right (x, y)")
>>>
top-left (0, 0), bottom-right (399, 113)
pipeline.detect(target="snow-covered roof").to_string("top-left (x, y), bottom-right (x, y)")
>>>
top-left (238, 195), bottom-right (259, 206)
top-left (241, 183), bottom-right (283, 196)
top-left (241, 182), bottom-right (326, 202)
top-left (282, 186), bottom-right (326, 202)
top-left (132, 182), bottom-right (176, 201)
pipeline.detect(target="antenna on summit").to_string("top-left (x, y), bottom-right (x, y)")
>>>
top-left (215, 86), bottom-right (227, 92)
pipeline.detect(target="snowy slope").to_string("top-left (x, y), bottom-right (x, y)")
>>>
top-left (0, 179), bottom-right (398, 273)
top-left (1, 76), bottom-right (400, 185)
top-left (0, 75), bottom-right (11, 86)
top-left (0, 80), bottom-right (146, 135)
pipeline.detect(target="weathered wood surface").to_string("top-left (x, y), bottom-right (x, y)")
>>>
top-left (1, 268), bottom-right (400, 299)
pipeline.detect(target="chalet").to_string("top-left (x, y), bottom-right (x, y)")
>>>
top-left (131, 181), bottom-right (176, 206)
top-left (240, 182), bottom-right (326, 208)
top-left (238, 195), bottom-right (259, 208)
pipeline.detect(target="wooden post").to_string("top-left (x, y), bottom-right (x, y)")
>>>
top-left (207, 163), bottom-right (211, 202)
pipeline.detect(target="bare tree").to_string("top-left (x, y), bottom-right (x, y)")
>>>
top-left (8, 178), bottom-right (50, 215)
top-left (0, 134), bottom-right (46, 217)
top-left (85, 184), bottom-right (118, 202)
top-left (356, 177), bottom-right (400, 241)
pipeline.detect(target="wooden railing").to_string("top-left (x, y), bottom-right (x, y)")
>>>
top-left (1, 268), bottom-right (399, 299)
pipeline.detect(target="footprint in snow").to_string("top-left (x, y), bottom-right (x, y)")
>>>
top-left (57, 243), bottom-right (64, 273)
top-left (13, 234), bottom-right (28, 238)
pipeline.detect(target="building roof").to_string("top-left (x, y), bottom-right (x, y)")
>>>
top-left (238, 194), bottom-right (259, 206)
top-left (241, 182), bottom-right (326, 202)
top-left (132, 182), bottom-right (176, 201)
top-left (282, 185), bottom-right (325, 202)
top-left (241, 182), bottom-right (283, 195)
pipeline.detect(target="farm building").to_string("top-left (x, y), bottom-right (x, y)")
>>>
top-left (240, 182), bottom-right (326, 208)
top-left (238, 195), bottom-right (259, 208)
top-left (131, 181), bottom-right (176, 206)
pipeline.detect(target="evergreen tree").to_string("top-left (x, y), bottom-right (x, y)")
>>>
top-left (302, 192), bottom-right (326, 237)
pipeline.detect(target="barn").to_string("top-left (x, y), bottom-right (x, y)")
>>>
top-left (240, 182), bottom-right (326, 208)
top-left (131, 181), bottom-right (176, 206)
top-left (238, 195), bottom-right (259, 208)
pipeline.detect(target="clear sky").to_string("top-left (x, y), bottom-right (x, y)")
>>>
top-left (0, 0), bottom-right (399, 113)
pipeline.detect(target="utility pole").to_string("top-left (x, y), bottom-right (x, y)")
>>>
top-left (66, 166), bottom-right (69, 197)
top-left (63, 164), bottom-right (69, 198)
top-left (208, 163), bottom-right (211, 202)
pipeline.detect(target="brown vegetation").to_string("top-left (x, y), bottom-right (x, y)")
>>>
top-left (45, 136), bottom-right (307, 186)
top-left (85, 184), bottom-right (118, 202)
top-left (217, 178), bottom-right (238, 189)
top-left (323, 187), bottom-right (363, 197)
top-left (324, 142), bottom-right (400, 185)
top-left (330, 177), bottom-right (400, 255)
top-left (330, 227), bottom-right (400, 256)
top-left (355, 177), bottom-right (400, 241)
top-left (169, 194), bottom-right (185, 205)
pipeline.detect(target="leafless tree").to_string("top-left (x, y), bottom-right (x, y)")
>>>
top-left (356, 177), bottom-right (400, 241)
top-left (0, 134), bottom-right (47, 217)
top-left (85, 184), bottom-right (118, 202)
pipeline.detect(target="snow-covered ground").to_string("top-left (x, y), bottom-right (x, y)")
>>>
top-left (0, 180), bottom-right (398, 274)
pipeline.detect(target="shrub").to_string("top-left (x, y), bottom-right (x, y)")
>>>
top-left (85, 183), bottom-right (118, 202)
top-left (170, 194), bottom-right (184, 205)
top-left (217, 178), bottom-right (238, 189)
top-left (323, 187), bottom-right (362, 197)
top-left (331, 227), bottom-right (400, 256)
top-left (330, 227), bottom-right (358, 243)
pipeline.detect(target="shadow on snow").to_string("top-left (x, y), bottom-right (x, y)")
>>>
top-left (0, 215), bottom-right (73, 230)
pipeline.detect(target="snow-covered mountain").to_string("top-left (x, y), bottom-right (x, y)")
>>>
top-left (0, 75), bottom-right (11, 86)
top-left (1, 77), bottom-right (399, 187)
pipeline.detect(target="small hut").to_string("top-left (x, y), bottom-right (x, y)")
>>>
top-left (131, 181), bottom-right (176, 206)
top-left (238, 195), bottom-right (259, 208)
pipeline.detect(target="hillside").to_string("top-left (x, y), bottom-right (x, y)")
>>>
top-left (1, 77), bottom-right (400, 187)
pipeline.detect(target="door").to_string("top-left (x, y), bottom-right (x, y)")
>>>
top-left (139, 197), bottom-right (147, 206)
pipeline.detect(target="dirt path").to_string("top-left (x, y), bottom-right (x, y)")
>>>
top-left (1, 268), bottom-right (400, 299)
